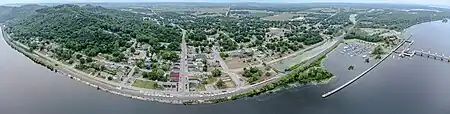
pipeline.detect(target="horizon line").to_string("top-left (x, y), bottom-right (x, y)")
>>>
top-left (0, 1), bottom-right (450, 8)
top-left (1, 1), bottom-right (440, 6)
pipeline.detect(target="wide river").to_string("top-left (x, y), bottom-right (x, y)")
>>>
top-left (2, 21), bottom-right (450, 114)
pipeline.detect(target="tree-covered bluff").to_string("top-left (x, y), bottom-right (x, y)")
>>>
top-left (7, 4), bottom-right (181, 58)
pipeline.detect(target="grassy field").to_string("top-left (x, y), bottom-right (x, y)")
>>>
top-left (204, 77), bottom-right (218, 84)
top-left (224, 81), bottom-right (236, 88)
top-left (359, 28), bottom-right (401, 38)
top-left (190, 83), bottom-right (206, 91)
top-left (132, 80), bottom-right (159, 89)
top-left (226, 57), bottom-right (250, 69)
top-left (151, 6), bottom-right (228, 14)
top-left (306, 8), bottom-right (337, 13)
top-left (229, 10), bottom-right (274, 17)
top-left (247, 12), bottom-right (273, 17)
top-left (262, 13), bottom-right (303, 21)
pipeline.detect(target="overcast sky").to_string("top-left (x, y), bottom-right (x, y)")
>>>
top-left (1, 0), bottom-right (449, 6)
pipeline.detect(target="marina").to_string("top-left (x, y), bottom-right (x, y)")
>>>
top-left (1, 2), bottom-right (450, 113)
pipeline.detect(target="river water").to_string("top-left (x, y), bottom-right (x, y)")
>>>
top-left (1, 21), bottom-right (450, 114)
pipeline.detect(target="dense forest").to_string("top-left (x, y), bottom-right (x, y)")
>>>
top-left (0, 4), bottom-right (45, 23)
top-left (357, 9), bottom-right (450, 31)
top-left (7, 4), bottom-right (181, 60)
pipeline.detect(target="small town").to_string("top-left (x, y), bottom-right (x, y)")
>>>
top-left (1, 2), bottom-right (449, 108)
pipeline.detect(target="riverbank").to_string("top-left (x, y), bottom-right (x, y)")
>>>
top-left (0, 26), bottom-right (187, 104)
top-left (1, 24), bottom-right (338, 105)
top-left (204, 38), bottom-right (340, 104)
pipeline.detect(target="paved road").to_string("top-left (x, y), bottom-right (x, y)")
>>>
top-left (235, 9), bottom-right (342, 70)
top-left (0, 23), bottom-right (339, 102)
top-left (179, 29), bottom-right (189, 93)
top-left (120, 66), bottom-right (136, 86)
top-left (211, 46), bottom-right (245, 88)
top-left (0, 10), bottom-right (364, 102)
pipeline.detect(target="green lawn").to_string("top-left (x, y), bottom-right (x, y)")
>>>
top-left (190, 83), bottom-right (206, 91)
top-left (204, 77), bottom-right (218, 84)
top-left (262, 13), bottom-right (301, 21)
top-left (131, 80), bottom-right (159, 89)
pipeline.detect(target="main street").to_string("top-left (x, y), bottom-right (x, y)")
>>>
top-left (179, 29), bottom-right (189, 93)
top-left (144, 8), bottom-right (190, 93)
top-left (0, 4), bottom-right (396, 105)
top-left (0, 19), bottom-right (344, 102)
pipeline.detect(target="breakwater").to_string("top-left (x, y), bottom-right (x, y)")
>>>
top-left (321, 35), bottom-right (412, 98)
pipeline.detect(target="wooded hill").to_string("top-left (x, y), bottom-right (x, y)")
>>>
top-left (6, 4), bottom-right (181, 57)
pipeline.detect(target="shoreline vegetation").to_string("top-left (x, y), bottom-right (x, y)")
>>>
top-left (1, 26), bottom-right (181, 104)
top-left (3, 3), bottom-right (445, 105)
top-left (203, 61), bottom-right (333, 104)
top-left (204, 40), bottom-right (339, 104)
top-left (1, 24), bottom-right (336, 105)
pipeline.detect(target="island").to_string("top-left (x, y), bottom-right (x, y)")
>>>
top-left (1, 3), bottom-right (449, 104)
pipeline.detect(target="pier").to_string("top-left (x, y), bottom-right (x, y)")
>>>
top-left (322, 35), bottom-right (412, 98)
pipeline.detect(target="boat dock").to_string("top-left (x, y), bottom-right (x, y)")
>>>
top-left (321, 35), bottom-right (412, 98)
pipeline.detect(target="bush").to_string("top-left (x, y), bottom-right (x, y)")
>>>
top-left (220, 52), bottom-right (229, 58)
top-left (86, 57), bottom-right (93, 63)
top-left (375, 55), bottom-right (382, 59)
top-left (142, 69), bottom-right (167, 81)
top-left (216, 80), bottom-right (226, 89)
top-left (348, 65), bottom-right (354, 70)
top-left (211, 69), bottom-right (222, 77)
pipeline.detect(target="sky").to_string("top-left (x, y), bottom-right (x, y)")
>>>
top-left (0, 0), bottom-right (449, 6)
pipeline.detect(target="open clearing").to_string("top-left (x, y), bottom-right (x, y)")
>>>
top-left (270, 39), bottom-right (336, 71)
top-left (226, 57), bottom-right (250, 69)
top-left (262, 13), bottom-right (304, 21)
top-left (307, 8), bottom-right (338, 13)
top-left (151, 6), bottom-right (228, 14)
top-left (231, 10), bottom-right (274, 17)
top-left (359, 28), bottom-right (401, 37)
top-left (131, 79), bottom-right (158, 89)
